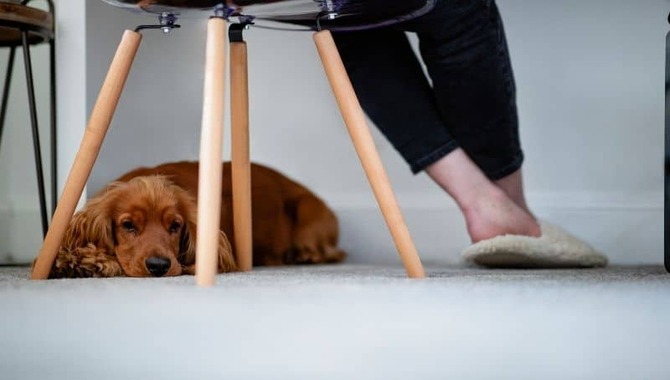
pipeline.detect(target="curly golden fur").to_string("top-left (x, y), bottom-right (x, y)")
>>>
top-left (48, 175), bottom-right (235, 278)
top-left (46, 161), bottom-right (344, 278)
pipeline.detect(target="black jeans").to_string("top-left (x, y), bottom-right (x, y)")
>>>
top-left (332, 0), bottom-right (522, 179)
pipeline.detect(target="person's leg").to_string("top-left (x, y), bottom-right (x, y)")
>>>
top-left (403, 0), bottom-right (539, 238)
top-left (494, 169), bottom-right (533, 215)
top-left (425, 149), bottom-right (539, 243)
top-left (333, 5), bottom-right (540, 243)
top-left (407, 0), bottom-right (524, 182)
top-left (332, 28), bottom-right (459, 173)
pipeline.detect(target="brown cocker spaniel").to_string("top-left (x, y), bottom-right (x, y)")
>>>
top-left (47, 161), bottom-right (345, 278)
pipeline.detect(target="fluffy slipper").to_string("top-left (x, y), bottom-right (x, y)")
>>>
top-left (462, 220), bottom-right (608, 268)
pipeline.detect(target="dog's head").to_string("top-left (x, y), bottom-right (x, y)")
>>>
top-left (62, 175), bottom-right (236, 277)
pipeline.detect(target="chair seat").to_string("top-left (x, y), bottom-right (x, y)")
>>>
top-left (101, 0), bottom-right (434, 31)
top-left (0, 2), bottom-right (53, 47)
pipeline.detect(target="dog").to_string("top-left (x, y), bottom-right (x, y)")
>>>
top-left (47, 161), bottom-right (345, 278)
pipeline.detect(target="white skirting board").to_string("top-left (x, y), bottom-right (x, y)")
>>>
top-left (0, 191), bottom-right (663, 265)
top-left (0, 205), bottom-right (43, 265)
top-left (333, 190), bottom-right (664, 266)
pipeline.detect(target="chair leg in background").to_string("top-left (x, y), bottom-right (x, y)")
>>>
top-left (49, 35), bottom-right (58, 215)
top-left (230, 26), bottom-right (253, 272)
top-left (0, 47), bottom-right (16, 159)
top-left (22, 31), bottom-right (49, 238)
top-left (313, 30), bottom-right (425, 279)
top-left (196, 17), bottom-right (228, 286)
top-left (31, 30), bottom-right (143, 280)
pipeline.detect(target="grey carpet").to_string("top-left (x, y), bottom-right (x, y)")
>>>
top-left (1, 263), bottom-right (669, 380)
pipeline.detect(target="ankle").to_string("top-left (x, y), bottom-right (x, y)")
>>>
top-left (462, 187), bottom-right (540, 243)
top-left (461, 183), bottom-right (507, 218)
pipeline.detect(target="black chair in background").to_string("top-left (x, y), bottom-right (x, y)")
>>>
top-left (0, 0), bottom-right (56, 238)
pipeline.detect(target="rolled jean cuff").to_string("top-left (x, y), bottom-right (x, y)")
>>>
top-left (409, 140), bottom-right (460, 174)
top-left (484, 151), bottom-right (524, 180)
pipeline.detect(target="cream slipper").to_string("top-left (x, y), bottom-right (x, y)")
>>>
top-left (462, 220), bottom-right (608, 268)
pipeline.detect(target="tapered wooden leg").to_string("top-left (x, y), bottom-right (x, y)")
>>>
top-left (196, 18), bottom-right (227, 286)
top-left (230, 39), bottom-right (253, 272)
top-left (313, 30), bottom-right (425, 278)
top-left (31, 30), bottom-right (142, 280)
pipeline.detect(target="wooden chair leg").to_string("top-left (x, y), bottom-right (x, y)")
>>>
top-left (31, 30), bottom-right (142, 280)
top-left (313, 30), bottom-right (425, 279)
top-left (196, 18), bottom-right (227, 286)
top-left (230, 39), bottom-right (253, 272)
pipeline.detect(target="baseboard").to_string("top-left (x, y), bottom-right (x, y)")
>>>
top-left (331, 190), bottom-right (664, 266)
top-left (0, 204), bottom-right (10, 262)
top-left (0, 191), bottom-right (663, 266)
top-left (0, 204), bottom-right (43, 265)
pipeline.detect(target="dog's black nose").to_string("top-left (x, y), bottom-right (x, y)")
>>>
top-left (145, 256), bottom-right (171, 277)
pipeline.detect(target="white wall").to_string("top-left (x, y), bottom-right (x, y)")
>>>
top-left (0, 1), bottom-right (54, 263)
top-left (0, 0), bottom-right (87, 264)
top-left (70, 0), bottom-right (667, 266)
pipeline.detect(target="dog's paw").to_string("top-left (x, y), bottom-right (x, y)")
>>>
top-left (49, 246), bottom-right (123, 279)
top-left (283, 245), bottom-right (346, 265)
top-left (49, 253), bottom-right (90, 279)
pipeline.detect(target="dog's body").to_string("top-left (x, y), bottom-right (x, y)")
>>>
top-left (48, 161), bottom-right (345, 278)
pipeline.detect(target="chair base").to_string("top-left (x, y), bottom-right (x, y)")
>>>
top-left (31, 20), bottom-right (425, 282)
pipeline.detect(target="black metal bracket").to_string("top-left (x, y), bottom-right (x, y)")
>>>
top-left (211, 3), bottom-right (237, 20)
top-left (135, 12), bottom-right (181, 33)
top-left (315, 11), bottom-right (339, 31)
top-left (229, 17), bottom-right (255, 43)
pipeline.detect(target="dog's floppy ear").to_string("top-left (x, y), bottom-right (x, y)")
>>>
top-left (175, 186), bottom-right (237, 273)
top-left (44, 187), bottom-right (121, 278)
top-left (216, 230), bottom-right (237, 272)
top-left (61, 191), bottom-right (115, 254)
top-left (176, 187), bottom-right (198, 268)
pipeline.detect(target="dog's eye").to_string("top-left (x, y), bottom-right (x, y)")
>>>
top-left (121, 221), bottom-right (136, 232)
top-left (169, 221), bottom-right (182, 234)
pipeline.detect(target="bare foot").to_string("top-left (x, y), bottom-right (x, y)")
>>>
top-left (463, 186), bottom-right (541, 243)
top-left (425, 149), bottom-right (541, 244)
